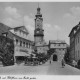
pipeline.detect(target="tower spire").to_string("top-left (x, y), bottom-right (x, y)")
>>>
top-left (37, 3), bottom-right (40, 14)
top-left (38, 2), bottom-right (39, 8)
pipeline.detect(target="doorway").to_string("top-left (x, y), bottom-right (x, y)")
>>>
top-left (53, 54), bottom-right (57, 61)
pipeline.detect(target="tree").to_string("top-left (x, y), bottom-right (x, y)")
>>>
top-left (47, 49), bottom-right (55, 58)
top-left (0, 36), bottom-right (14, 66)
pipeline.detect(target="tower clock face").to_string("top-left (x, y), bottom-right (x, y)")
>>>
top-left (36, 31), bottom-right (39, 33)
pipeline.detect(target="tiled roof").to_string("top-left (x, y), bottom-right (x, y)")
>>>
top-left (11, 26), bottom-right (29, 34)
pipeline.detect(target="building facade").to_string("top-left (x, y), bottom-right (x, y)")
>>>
top-left (73, 22), bottom-right (80, 62)
top-left (69, 25), bottom-right (77, 61)
top-left (49, 40), bottom-right (67, 62)
top-left (68, 22), bottom-right (80, 62)
top-left (0, 23), bottom-right (34, 64)
top-left (10, 26), bottom-right (34, 63)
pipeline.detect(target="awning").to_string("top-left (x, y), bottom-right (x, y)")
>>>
top-left (15, 52), bottom-right (30, 57)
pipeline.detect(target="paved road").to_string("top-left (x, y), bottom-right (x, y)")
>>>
top-left (0, 61), bottom-right (80, 75)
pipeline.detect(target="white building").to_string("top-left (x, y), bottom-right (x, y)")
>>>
top-left (0, 23), bottom-right (34, 64)
top-left (9, 26), bottom-right (34, 63)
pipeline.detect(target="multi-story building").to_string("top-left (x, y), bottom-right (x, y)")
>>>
top-left (71, 22), bottom-right (80, 62)
top-left (0, 23), bottom-right (34, 64)
top-left (9, 26), bottom-right (34, 63)
top-left (69, 25), bottom-right (77, 61)
top-left (49, 40), bottom-right (67, 61)
top-left (68, 22), bottom-right (80, 63)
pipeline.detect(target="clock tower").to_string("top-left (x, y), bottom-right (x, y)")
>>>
top-left (34, 6), bottom-right (44, 45)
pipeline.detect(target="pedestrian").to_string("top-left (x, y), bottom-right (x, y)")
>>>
top-left (61, 59), bottom-right (65, 68)
top-left (50, 60), bottom-right (51, 64)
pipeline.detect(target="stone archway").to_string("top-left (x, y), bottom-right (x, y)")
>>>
top-left (53, 54), bottom-right (58, 61)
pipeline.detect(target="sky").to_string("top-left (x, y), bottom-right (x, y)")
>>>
top-left (0, 2), bottom-right (80, 44)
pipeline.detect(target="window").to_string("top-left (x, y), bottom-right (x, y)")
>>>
top-left (23, 42), bottom-right (25, 47)
top-left (16, 39), bottom-right (18, 45)
top-left (59, 49), bottom-right (61, 50)
top-left (23, 33), bottom-right (24, 36)
top-left (78, 37), bottom-right (79, 43)
top-left (76, 50), bottom-right (77, 54)
top-left (63, 44), bottom-right (65, 46)
top-left (20, 30), bottom-right (21, 35)
top-left (54, 44), bottom-right (56, 46)
top-left (58, 44), bottom-right (60, 46)
top-left (76, 38), bottom-right (77, 45)
top-left (76, 51), bottom-right (77, 58)
top-left (78, 50), bottom-right (79, 57)
top-left (26, 43), bottom-right (28, 48)
top-left (29, 43), bottom-right (30, 48)
top-left (20, 41), bottom-right (22, 46)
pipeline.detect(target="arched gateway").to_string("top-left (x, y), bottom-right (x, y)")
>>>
top-left (53, 54), bottom-right (58, 61)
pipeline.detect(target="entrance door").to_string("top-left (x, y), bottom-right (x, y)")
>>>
top-left (53, 54), bottom-right (57, 61)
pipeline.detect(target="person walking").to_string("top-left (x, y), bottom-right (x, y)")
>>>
top-left (49, 56), bottom-right (52, 64)
top-left (50, 60), bottom-right (51, 64)
top-left (61, 59), bottom-right (65, 68)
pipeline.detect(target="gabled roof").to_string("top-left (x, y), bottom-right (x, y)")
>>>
top-left (0, 23), bottom-right (11, 31)
top-left (0, 23), bottom-right (11, 34)
top-left (69, 22), bottom-right (80, 37)
top-left (11, 26), bottom-right (29, 34)
top-left (0, 23), bottom-right (14, 39)
top-left (69, 26), bottom-right (77, 37)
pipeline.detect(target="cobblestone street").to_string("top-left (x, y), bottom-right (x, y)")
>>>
top-left (0, 61), bottom-right (80, 75)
